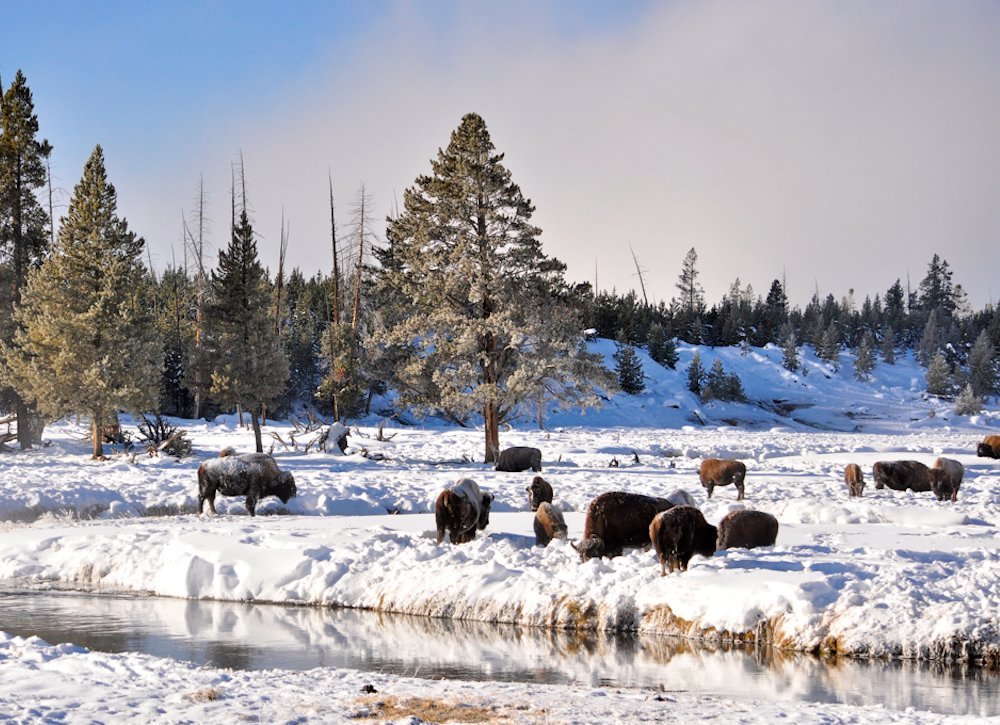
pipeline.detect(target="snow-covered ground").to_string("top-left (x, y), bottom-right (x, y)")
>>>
top-left (1, 344), bottom-right (998, 721)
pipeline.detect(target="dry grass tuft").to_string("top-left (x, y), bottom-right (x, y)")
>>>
top-left (354, 695), bottom-right (508, 723)
top-left (185, 687), bottom-right (222, 702)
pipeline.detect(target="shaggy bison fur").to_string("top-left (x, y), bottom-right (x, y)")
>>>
top-left (929, 457), bottom-right (964, 502)
top-left (699, 458), bottom-right (747, 500)
top-left (526, 476), bottom-right (554, 511)
top-left (844, 463), bottom-right (864, 497)
top-left (977, 435), bottom-right (1000, 459)
top-left (435, 478), bottom-right (494, 545)
top-left (197, 453), bottom-right (297, 516)
top-left (533, 502), bottom-right (569, 547)
top-left (572, 491), bottom-right (674, 561)
top-left (872, 460), bottom-right (932, 493)
top-left (649, 505), bottom-right (717, 575)
top-left (495, 446), bottom-right (542, 473)
top-left (716, 509), bottom-right (779, 550)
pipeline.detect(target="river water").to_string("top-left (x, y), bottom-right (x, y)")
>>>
top-left (0, 588), bottom-right (996, 717)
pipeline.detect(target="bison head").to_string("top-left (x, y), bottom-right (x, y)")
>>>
top-left (525, 476), bottom-right (553, 511)
top-left (478, 492), bottom-right (494, 530)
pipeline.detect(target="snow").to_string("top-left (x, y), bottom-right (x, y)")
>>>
top-left (1, 344), bottom-right (999, 721)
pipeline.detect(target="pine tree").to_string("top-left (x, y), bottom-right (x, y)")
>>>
top-left (686, 350), bottom-right (706, 395)
top-left (206, 208), bottom-right (289, 452)
top-left (968, 329), bottom-right (997, 398)
top-left (953, 383), bottom-right (982, 415)
top-left (853, 331), bottom-right (876, 381)
top-left (925, 351), bottom-right (951, 397)
top-left (880, 326), bottom-right (896, 364)
top-left (2, 146), bottom-right (161, 458)
top-left (675, 247), bottom-right (705, 336)
top-left (647, 322), bottom-right (678, 369)
top-left (819, 323), bottom-right (841, 370)
top-left (375, 113), bottom-right (609, 461)
top-left (918, 254), bottom-right (955, 316)
top-left (917, 311), bottom-right (942, 366)
top-left (779, 322), bottom-right (800, 372)
top-left (614, 334), bottom-right (645, 394)
top-left (0, 70), bottom-right (52, 449)
top-left (702, 357), bottom-right (747, 403)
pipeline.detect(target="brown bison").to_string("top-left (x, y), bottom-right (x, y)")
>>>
top-left (533, 502), bottom-right (569, 547)
top-left (526, 476), bottom-right (554, 511)
top-left (435, 478), bottom-right (494, 545)
top-left (929, 457), bottom-right (964, 502)
top-left (844, 463), bottom-right (864, 497)
top-left (649, 506), bottom-right (717, 575)
top-left (197, 453), bottom-right (297, 516)
top-left (872, 460), bottom-right (932, 493)
top-left (699, 458), bottom-right (747, 500)
top-left (495, 446), bottom-right (542, 473)
top-left (716, 510), bottom-right (779, 550)
top-left (572, 491), bottom-right (675, 561)
top-left (977, 435), bottom-right (1000, 459)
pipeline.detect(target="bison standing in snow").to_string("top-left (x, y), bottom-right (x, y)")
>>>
top-left (495, 446), bottom-right (542, 473)
top-left (572, 491), bottom-right (675, 561)
top-left (533, 502), bottom-right (569, 547)
top-left (526, 476), bottom-right (554, 511)
top-left (716, 510), bottom-right (779, 550)
top-left (977, 435), bottom-right (1000, 459)
top-left (649, 505), bottom-right (717, 575)
top-left (435, 478), bottom-right (494, 545)
top-left (844, 463), bottom-right (864, 497)
top-left (197, 453), bottom-right (297, 516)
top-left (929, 457), bottom-right (964, 502)
top-left (872, 460), bottom-right (932, 493)
top-left (699, 458), bottom-right (747, 500)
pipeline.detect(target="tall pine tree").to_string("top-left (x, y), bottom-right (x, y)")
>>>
top-left (3, 146), bottom-right (160, 458)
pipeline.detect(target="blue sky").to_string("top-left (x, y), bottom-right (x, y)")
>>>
top-left (4, 1), bottom-right (1000, 309)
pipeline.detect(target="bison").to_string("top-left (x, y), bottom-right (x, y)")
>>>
top-left (844, 463), bottom-right (864, 497)
top-left (495, 446), bottom-right (542, 473)
top-left (533, 502), bottom-right (569, 547)
top-left (716, 510), bottom-right (779, 550)
top-left (197, 452), bottom-right (297, 516)
top-left (526, 476), bottom-right (554, 511)
top-left (699, 458), bottom-right (747, 500)
top-left (572, 491), bottom-right (675, 561)
top-left (977, 435), bottom-right (1000, 459)
top-left (872, 460), bottom-right (932, 493)
top-left (649, 506), bottom-right (717, 575)
top-left (929, 457), bottom-right (964, 502)
top-left (435, 478), bottom-right (494, 545)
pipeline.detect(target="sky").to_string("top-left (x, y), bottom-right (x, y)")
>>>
top-left (3, 0), bottom-right (1000, 310)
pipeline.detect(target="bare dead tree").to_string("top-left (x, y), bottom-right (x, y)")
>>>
top-left (274, 208), bottom-right (288, 335)
top-left (629, 242), bottom-right (649, 306)
top-left (329, 171), bottom-right (341, 325)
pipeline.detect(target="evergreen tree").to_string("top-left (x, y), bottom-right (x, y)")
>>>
top-left (375, 113), bottom-right (608, 461)
top-left (853, 331), bottom-right (876, 381)
top-left (206, 208), bottom-right (289, 452)
top-left (819, 323), bottom-right (841, 370)
top-left (880, 326), bottom-right (896, 364)
top-left (675, 247), bottom-right (705, 336)
top-left (2, 146), bottom-right (161, 458)
top-left (925, 351), bottom-right (951, 397)
top-left (686, 350), bottom-right (706, 395)
top-left (917, 311), bottom-right (942, 366)
top-left (647, 322), bottom-right (678, 368)
top-left (702, 357), bottom-right (747, 403)
top-left (0, 70), bottom-right (52, 448)
top-left (155, 265), bottom-right (195, 417)
top-left (779, 322), bottom-right (800, 373)
top-left (614, 333), bottom-right (645, 394)
top-left (953, 383), bottom-right (982, 416)
top-left (918, 254), bottom-right (955, 316)
top-left (968, 329), bottom-right (997, 398)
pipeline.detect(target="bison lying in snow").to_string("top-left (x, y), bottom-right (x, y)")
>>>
top-left (435, 478), bottom-right (494, 545)
top-left (844, 463), bottom-right (864, 497)
top-left (977, 435), bottom-right (1000, 459)
top-left (526, 476), bottom-right (554, 511)
top-left (534, 502), bottom-right (568, 547)
top-left (929, 457), bottom-right (964, 502)
top-left (197, 453), bottom-right (297, 516)
top-left (495, 446), bottom-right (542, 473)
top-left (699, 458), bottom-right (747, 500)
top-left (872, 460), bottom-right (932, 493)
top-left (649, 506), bottom-right (717, 575)
top-left (716, 510), bottom-right (779, 550)
top-left (572, 491), bottom-right (675, 561)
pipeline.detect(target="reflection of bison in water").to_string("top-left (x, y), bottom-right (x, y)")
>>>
top-left (526, 476), bottom-right (553, 511)
top-left (699, 458), bottom-right (746, 500)
top-left (977, 435), bottom-right (1000, 459)
top-left (649, 506), bottom-right (717, 575)
top-left (534, 502), bottom-right (568, 547)
top-left (572, 491), bottom-right (675, 561)
top-left (197, 453), bottom-right (297, 516)
top-left (716, 510), bottom-right (779, 550)
top-left (495, 446), bottom-right (542, 473)
top-left (435, 478), bottom-right (494, 544)
top-left (929, 457), bottom-right (964, 502)
top-left (844, 463), bottom-right (864, 497)
top-left (872, 460), bottom-right (932, 493)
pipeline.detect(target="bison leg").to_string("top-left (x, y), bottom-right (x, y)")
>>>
top-left (706, 482), bottom-right (714, 499)
top-left (245, 496), bottom-right (257, 517)
top-left (659, 555), bottom-right (667, 577)
top-left (736, 483), bottom-right (745, 501)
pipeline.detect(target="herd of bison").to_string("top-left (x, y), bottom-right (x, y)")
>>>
top-left (196, 435), bottom-right (1000, 578)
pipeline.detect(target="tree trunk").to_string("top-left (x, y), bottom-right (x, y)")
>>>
top-left (91, 413), bottom-right (105, 459)
top-left (15, 396), bottom-right (34, 450)
top-left (251, 405), bottom-right (263, 453)
top-left (484, 399), bottom-right (499, 464)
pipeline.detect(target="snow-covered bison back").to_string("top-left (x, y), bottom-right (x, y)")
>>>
top-left (197, 453), bottom-right (297, 516)
top-left (533, 502), bottom-right (568, 547)
top-left (435, 478), bottom-right (494, 544)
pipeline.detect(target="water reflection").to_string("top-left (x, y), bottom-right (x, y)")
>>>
top-left (0, 588), bottom-right (995, 717)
